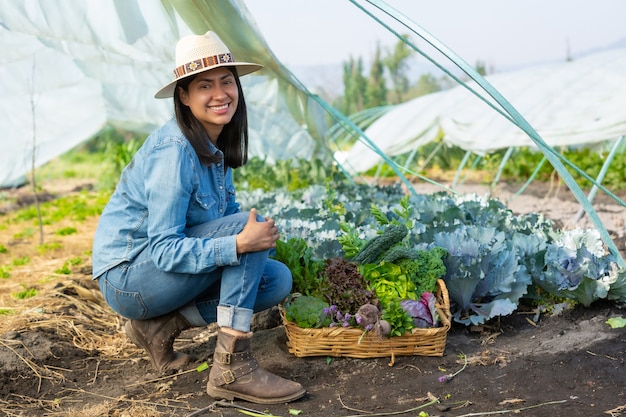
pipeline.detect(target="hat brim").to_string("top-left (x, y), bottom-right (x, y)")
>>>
top-left (154, 62), bottom-right (263, 99)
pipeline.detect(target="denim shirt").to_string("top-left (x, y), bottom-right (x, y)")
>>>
top-left (92, 118), bottom-right (240, 278)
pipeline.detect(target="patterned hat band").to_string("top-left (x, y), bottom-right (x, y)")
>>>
top-left (154, 31), bottom-right (263, 99)
top-left (174, 53), bottom-right (234, 78)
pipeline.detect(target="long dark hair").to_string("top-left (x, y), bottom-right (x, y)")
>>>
top-left (173, 67), bottom-right (249, 168)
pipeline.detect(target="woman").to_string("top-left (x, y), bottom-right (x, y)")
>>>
top-left (92, 31), bottom-right (305, 404)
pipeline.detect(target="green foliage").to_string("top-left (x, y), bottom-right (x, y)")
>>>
top-left (606, 317), bottom-right (626, 329)
top-left (365, 46), bottom-right (387, 108)
top-left (273, 237), bottom-right (325, 296)
top-left (13, 228), bottom-right (34, 239)
top-left (381, 299), bottom-right (415, 337)
top-left (337, 222), bottom-right (363, 259)
top-left (360, 143), bottom-right (626, 192)
top-left (34, 129), bottom-right (144, 184)
top-left (0, 265), bottom-right (11, 278)
top-left (396, 247), bottom-right (447, 295)
top-left (341, 56), bottom-right (368, 115)
top-left (55, 263), bottom-right (72, 275)
top-left (362, 140), bottom-right (470, 178)
top-left (55, 227), bottom-right (77, 236)
top-left (12, 256), bottom-right (30, 266)
top-left (383, 35), bottom-right (412, 104)
top-left (37, 242), bottom-right (63, 254)
top-left (0, 244), bottom-right (7, 254)
top-left (483, 146), bottom-right (626, 189)
top-left (55, 257), bottom-right (82, 275)
top-left (14, 192), bottom-right (109, 225)
top-left (0, 308), bottom-right (13, 315)
top-left (411, 73), bottom-right (444, 97)
top-left (321, 182), bottom-right (347, 216)
top-left (98, 135), bottom-right (144, 191)
top-left (336, 34), bottom-right (477, 115)
top-left (12, 286), bottom-right (38, 300)
top-left (235, 157), bottom-right (343, 192)
top-left (360, 261), bottom-right (417, 307)
top-left (285, 295), bottom-right (331, 328)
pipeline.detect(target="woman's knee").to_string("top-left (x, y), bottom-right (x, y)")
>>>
top-left (185, 211), bottom-right (254, 239)
top-left (260, 260), bottom-right (293, 299)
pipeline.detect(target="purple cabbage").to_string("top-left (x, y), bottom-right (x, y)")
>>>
top-left (400, 292), bottom-right (438, 328)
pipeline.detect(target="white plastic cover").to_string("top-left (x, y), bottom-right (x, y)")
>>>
top-left (0, 0), bottom-right (328, 186)
top-left (338, 48), bottom-right (626, 173)
top-left (3, 1), bottom-right (626, 185)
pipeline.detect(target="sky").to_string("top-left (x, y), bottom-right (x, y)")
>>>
top-left (243, 0), bottom-right (626, 74)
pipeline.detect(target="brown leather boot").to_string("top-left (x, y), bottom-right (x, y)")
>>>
top-left (206, 329), bottom-right (306, 404)
top-left (125, 311), bottom-right (193, 373)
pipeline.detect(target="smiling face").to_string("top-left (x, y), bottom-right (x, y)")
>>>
top-left (178, 67), bottom-right (239, 143)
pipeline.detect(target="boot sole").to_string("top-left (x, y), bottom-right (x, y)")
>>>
top-left (206, 383), bottom-right (306, 404)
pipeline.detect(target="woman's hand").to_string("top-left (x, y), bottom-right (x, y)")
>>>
top-left (235, 208), bottom-right (279, 254)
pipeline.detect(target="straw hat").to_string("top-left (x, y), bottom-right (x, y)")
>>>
top-left (154, 31), bottom-right (263, 99)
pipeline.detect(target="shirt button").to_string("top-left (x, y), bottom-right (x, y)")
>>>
top-left (219, 186), bottom-right (223, 190)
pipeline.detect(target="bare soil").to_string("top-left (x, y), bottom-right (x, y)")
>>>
top-left (0, 179), bottom-right (625, 417)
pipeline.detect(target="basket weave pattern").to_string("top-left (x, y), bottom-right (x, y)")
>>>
top-left (282, 279), bottom-right (451, 358)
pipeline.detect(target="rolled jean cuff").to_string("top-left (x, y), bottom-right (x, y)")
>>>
top-left (217, 305), bottom-right (253, 333)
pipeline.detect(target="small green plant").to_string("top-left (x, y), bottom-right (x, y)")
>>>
top-left (273, 237), bottom-right (325, 296)
top-left (12, 256), bottom-right (30, 266)
top-left (55, 227), bottom-right (77, 236)
top-left (55, 257), bottom-right (82, 275)
top-left (0, 308), bottom-right (13, 315)
top-left (99, 136), bottom-right (144, 191)
top-left (0, 265), bottom-right (11, 278)
top-left (12, 286), bottom-right (38, 300)
top-left (37, 242), bottom-right (63, 254)
top-left (13, 228), bottom-right (34, 239)
top-left (0, 244), bottom-right (7, 254)
top-left (381, 299), bottom-right (415, 337)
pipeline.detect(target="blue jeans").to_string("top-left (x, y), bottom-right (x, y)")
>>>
top-left (97, 212), bottom-right (292, 332)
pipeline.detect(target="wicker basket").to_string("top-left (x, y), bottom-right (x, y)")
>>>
top-left (281, 279), bottom-right (451, 359)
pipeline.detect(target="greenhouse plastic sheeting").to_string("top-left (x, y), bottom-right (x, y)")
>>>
top-left (0, 0), bottom-right (329, 187)
top-left (3, 0), bottom-right (626, 186)
top-left (338, 48), bottom-right (626, 173)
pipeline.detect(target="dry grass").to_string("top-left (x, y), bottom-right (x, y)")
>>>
top-left (0, 183), bottom-right (176, 416)
top-left (0, 278), bottom-right (200, 417)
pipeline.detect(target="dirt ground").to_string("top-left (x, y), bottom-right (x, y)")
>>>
top-left (0, 179), bottom-right (625, 417)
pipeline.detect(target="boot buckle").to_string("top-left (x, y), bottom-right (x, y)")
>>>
top-left (221, 370), bottom-right (236, 384)
top-left (217, 352), bottom-right (231, 365)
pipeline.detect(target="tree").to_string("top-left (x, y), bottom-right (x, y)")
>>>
top-left (412, 73), bottom-right (443, 97)
top-left (365, 45), bottom-right (387, 108)
top-left (474, 60), bottom-right (488, 76)
top-left (341, 56), bottom-right (368, 115)
top-left (383, 35), bottom-right (413, 104)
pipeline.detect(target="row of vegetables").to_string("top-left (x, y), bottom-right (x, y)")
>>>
top-left (238, 182), bottom-right (626, 334)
